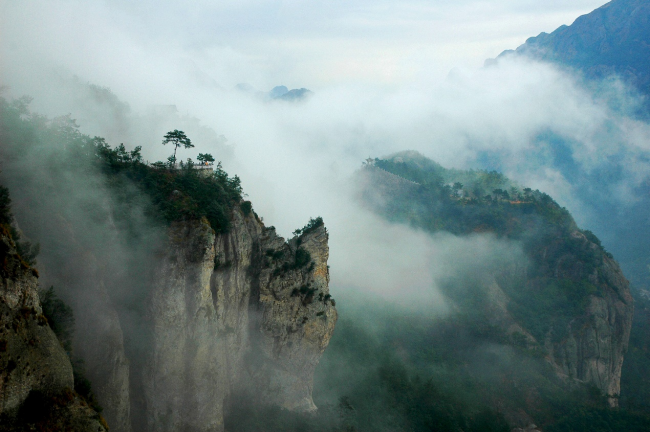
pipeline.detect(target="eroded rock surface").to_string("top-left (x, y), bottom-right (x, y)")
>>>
top-left (0, 228), bottom-right (106, 431)
top-left (142, 209), bottom-right (336, 432)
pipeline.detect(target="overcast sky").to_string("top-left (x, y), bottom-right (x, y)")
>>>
top-left (2, 0), bottom-right (608, 92)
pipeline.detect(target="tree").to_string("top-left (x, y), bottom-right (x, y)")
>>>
top-left (197, 153), bottom-right (215, 165)
top-left (452, 182), bottom-right (463, 197)
top-left (162, 130), bottom-right (194, 165)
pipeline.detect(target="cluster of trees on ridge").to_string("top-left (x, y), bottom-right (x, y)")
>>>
top-left (0, 96), bottom-right (245, 234)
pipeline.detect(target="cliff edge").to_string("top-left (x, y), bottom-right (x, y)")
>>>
top-left (0, 226), bottom-right (107, 431)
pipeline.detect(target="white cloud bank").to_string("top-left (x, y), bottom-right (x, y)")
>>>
top-left (2, 0), bottom-right (648, 308)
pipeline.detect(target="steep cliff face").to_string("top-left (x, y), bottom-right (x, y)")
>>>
top-left (32, 214), bottom-right (133, 432)
top-left (139, 209), bottom-right (336, 432)
top-left (542, 232), bottom-right (633, 406)
top-left (0, 228), bottom-right (106, 431)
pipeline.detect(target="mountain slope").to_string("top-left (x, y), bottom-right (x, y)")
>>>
top-left (496, 0), bottom-right (650, 98)
top-left (354, 151), bottom-right (633, 417)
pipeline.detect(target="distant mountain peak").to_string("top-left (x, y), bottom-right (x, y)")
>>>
top-left (489, 0), bottom-right (650, 97)
top-left (235, 83), bottom-right (314, 102)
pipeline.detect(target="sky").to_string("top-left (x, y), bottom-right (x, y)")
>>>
top-left (1, 0), bottom-right (607, 92)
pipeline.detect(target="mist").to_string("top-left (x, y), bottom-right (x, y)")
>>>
top-left (5, 1), bottom-right (650, 431)
top-left (3, 0), bottom-right (650, 308)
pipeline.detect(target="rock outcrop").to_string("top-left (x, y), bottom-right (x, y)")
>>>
top-left (32, 204), bottom-right (337, 432)
top-left (142, 209), bottom-right (336, 432)
top-left (543, 232), bottom-right (633, 407)
top-left (0, 227), bottom-right (107, 431)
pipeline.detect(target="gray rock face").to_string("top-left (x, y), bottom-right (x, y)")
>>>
top-left (545, 239), bottom-right (633, 407)
top-left (13, 200), bottom-right (335, 432)
top-left (0, 229), bottom-right (106, 431)
top-left (491, 231), bottom-right (634, 408)
top-left (139, 209), bottom-right (336, 432)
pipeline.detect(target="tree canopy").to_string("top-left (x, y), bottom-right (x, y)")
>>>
top-left (162, 130), bottom-right (194, 165)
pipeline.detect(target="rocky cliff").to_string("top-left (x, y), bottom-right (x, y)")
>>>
top-left (138, 209), bottom-right (336, 432)
top-left (492, 230), bottom-right (634, 408)
top-left (22, 202), bottom-right (336, 432)
top-left (0, 226), bottom-right (107, 431)
top-left (543, 232), bottom-right (633, 406)
top-left (357, 152), bottom-right (634, 411)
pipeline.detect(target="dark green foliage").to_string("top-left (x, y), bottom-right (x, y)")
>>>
top-left (9, 226), bottom-right (40, 267)
top-left (505, 278), bottom-right (601, 342)
top-left (0, 185), bottom-right (40, 266)
top-left (293, 216), bottom-right (325, 236)
top-left (311, 294), bottom-right (514, 432)
top-left (72, 360), bottom-right (103, 414)
top-left (365, 151), bottom-right (612, 347)
top-left (0, 96), bottom-right (243, 234)
top-left (97, 142), bottom-right (242, 232)
top-left (620, 292), bottom-right (650, 412)
top-left (545, 407), bottom-right (650, 432)
top-left (312, 291), bottom-right (650, 432)
top-left (15, 240), bottom-right (39, 267)
top-left (37, 286), bottom-right (103, 414)
top-left (197, 153), bottom-right (215, 164)
top-left (0, 185), bottom-right (12, 226)
top-left (294, 247), bottom-right (312, 268)
top-left (265, 248), bottom-right (285, 260)
top-left (40, 286), bottom-right (75, 353)
top-left (162, 129), bottom-right (194, 164)
top-left (271, 246), bottom-right (313, 276)
top-left (240, 201), bottom-right (252, 216)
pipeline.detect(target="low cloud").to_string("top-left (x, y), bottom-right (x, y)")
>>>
top-left (2, 0), bottom-right (649, 307)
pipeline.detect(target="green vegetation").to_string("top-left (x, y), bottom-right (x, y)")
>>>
top-left (240, 200), bottom-right (252, 216)
top-left (162, 129), bottom-right (194, 165)
top-left (0, 185), bottom-right (12, 226)
top-left (97, 140), bottom-right (243, 232)
top-left (349, 152), bottom-right (644, 430)
top-left (365, 151), bottom-right (612, 346)
top-left (293, 216), bottom-right (325, 236)
top-left (39, 286), bottom-right (102, 414)
top-left (197, 153), bottom-right (215, 164)
top-left (40, 286), bottom-right (75, 354)
top-left (0, 96), bottom-right (244, 233)
top-left (546, 407), bottom-right (650, 432)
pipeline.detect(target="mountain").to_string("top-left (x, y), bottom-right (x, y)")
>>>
top-left (0, 96), bottom-right (336, 431)
top-left (236, 84), bottom-right (314, 101)
top-left (343, 151), bottom-right (640, 430)
top-left (494, 0), bottom-right (650, 99)
top-left (488, 0), bottom-right (650, 416)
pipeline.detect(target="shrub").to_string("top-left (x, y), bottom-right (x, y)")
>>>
top-left (240, 201), bottom-right (252, 216)
top-left (0, 185), bottom-right (12, 226)
top-left (294, 247), bottom-right (312, 268)
top-left (40, 286), bottom-right (75, 354)
top-left (292, 217), bottom-right (325, 236)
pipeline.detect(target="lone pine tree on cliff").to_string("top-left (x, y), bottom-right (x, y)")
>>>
top-left (162, 130), bottom-right (194, 165)
top-left (197, 153), bottom-right (215, 165)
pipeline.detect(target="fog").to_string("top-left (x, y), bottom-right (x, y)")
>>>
top-left (6, 1), bottom-right (650, 430)
top-left (3, 0), bottom-right (650, 309)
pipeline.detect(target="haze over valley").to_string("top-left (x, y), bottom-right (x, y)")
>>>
top-left (2, 1), bottom-right (650, 431)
